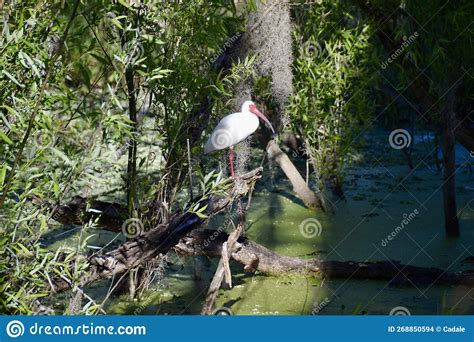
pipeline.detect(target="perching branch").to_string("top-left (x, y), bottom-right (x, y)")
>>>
top-left (49, 168), bottom-right (263, 293)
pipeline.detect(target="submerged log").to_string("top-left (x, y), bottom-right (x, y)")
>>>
top-left (50, 168), bottom-right (263, 292)
top-left (175, 230), bottom-right (474, 287)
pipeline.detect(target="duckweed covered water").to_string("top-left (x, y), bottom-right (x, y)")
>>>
top-left (46, 130), bottom-right (474, 315)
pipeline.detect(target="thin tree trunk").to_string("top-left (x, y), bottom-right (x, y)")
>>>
top-left (125, 67), bottom-right (138, 215)
top-left (441, 110), bottom-right (460, 237)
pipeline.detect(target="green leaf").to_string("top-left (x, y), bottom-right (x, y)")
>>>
top-left (90, 53), bottom-right (109, 65)
top-left (49, 147), bottom-right (72, 165)
top-left (0, 164), bottom-right (6, 185)
top-left (1, 104), bottom-right (18, 116)
top-left (194, 211), bottom-right (208, 219)
top-left (117, 0), bottom-right (132, 9)
top-left (2, 70), bottom-right (24, 88)
top-left (0, 131), bottom-right (13, 144)
top-left (197, 204), bottom-right (208, 213)
top-left (19, 51), bottom-right (41, 78)
top-left (110, 15), bottom-right (127, 29)
top-left (53, 182), bottom-right (60, 197)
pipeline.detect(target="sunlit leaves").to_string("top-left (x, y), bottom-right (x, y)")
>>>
top-left (289, 0), bottom-right (376, 187)
top-left (0, 0), bottom-right (246, 315)
top-left (0, 130), bottom-right (14, 145)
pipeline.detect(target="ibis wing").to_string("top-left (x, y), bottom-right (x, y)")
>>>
top-left (204, 112), bottom-right (259, 154)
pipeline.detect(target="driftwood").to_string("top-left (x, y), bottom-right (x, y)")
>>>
top-left (175, 230), bottom-right (474, 287)
top-left (50, 168), bottom-right (263, 292)
top-left (201, 224), bottom-right (243, 315)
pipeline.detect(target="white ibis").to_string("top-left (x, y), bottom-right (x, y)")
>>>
top-left (204, 100), bottom-right (274, 177)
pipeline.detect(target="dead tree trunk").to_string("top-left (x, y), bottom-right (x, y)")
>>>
top-left (47, 185), bottom-right (473, 291)
top-left (267, 140), bottom-right (324, 209)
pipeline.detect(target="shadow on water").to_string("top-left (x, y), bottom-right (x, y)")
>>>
top-left (55, 129), bottom-right (473, 315)
top-left (269, 189), bottom-right (307, 208)
top-left (40, 225), bottom-right (81, 247)
top-left (236, 183), bottom-right (284, 314)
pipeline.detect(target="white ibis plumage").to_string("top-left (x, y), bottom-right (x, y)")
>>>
top-left (204, 100), bottom-right (275, 177)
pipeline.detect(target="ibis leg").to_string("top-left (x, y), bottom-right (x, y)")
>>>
top-left (229, 146), bottom-right (235, 177)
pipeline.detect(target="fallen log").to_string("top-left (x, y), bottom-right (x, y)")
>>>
top-left (48, 195), bottom-right (127, 232)
top-left (175, 230), bottom-right (474, 287)
top-left (50, 168), bottom-right (263, 292)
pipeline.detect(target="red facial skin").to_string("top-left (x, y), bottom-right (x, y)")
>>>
top-left (249, 104), bottom-right (275, 133)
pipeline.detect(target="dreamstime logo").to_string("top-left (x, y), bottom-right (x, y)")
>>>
top-left (299, 218), bottom-right (322, 238)
top-left (312, 297), bottom-right (330, 315)
top-left (210, 128), bottom-right (233, 150)
top-left (6, 320), bottom-right (25, 338)
top-left (203, 226), bottom-right (225, 248)
top-left (203, 211), bottom-right (240, 247)
top-left (389, 129), bottom-right (411, 149)
top-left (206, 32), bottom-right (242, 68)
top-left (459, 199), bottom-right (474, 218)
top-left (124, 41), bottom-right (144, 65)
top-left (381, 31), bottom-right (419, 69)
top-left (381, 209), bottom-right (419, 247)
top-left (51, 208), bottom-right (64, 222)
top-left (122, 218), bottom-right (144, 238)
top-left (33, 130), bottom-right (53, 148)
top-left (300, 40), bottom-right (322, 59)
top-left (389, 306), bottom-right (411, 316)
top-left (291, 141), bottom-right (309, 159)
top-left (212, 307), bottom-right (233, 316)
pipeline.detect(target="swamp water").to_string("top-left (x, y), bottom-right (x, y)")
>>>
top-left (45, 129), bottom-right (474, 315)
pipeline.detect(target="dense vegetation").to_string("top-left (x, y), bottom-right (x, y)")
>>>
top-left (1, 0), bottom-right (472, 315)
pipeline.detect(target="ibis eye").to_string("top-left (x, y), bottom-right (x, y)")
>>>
top-left (249, 104), bottom-right (256, 112)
